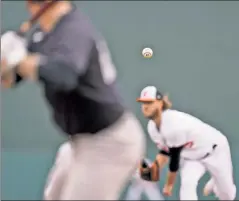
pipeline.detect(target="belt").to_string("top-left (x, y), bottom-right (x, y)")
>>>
top-left (200, 144), bottom-right (217, 160)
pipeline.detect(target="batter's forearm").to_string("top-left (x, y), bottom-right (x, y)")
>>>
top-left (19, 54), bottom-right (79, 91)
top-left (1, 59), bottom-right (23, 88)
top-left (1, 72), bottom-right (16, 88)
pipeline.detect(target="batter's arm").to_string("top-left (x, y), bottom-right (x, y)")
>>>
top-left (17, 28), bottom-right (94, 91)
top-left (1, 59), bottom-right (23, 88)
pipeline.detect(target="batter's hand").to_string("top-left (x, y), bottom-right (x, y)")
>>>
top-left (1, 59), bottom-right (15, 88)
top-left (17, 54), bottom-right (40, 80)
top-left (1, 31), bottom-right (27, 69)
top-left (163, 184), bottom-right (173, 196)
top-left (20, 21), bottom-right (31, 33)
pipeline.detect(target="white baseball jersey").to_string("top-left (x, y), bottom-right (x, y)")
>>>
top-left (147, 109), bottom-right (226, 160)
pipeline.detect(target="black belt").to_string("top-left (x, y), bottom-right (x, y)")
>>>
top-left (200, 144), bottom-right (217, 160)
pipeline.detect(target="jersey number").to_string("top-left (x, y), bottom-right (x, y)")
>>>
top-left (97, 41), bottom-right (117, 85)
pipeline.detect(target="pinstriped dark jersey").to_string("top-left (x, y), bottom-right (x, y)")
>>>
top-left (24, 7), bottom-right (125, 135)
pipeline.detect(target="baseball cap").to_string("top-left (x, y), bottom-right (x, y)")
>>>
top-left (136, 86), bottom-right (163, 102)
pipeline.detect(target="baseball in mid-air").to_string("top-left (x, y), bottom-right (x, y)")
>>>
top-left (142, 47), bottom-right (153, 58)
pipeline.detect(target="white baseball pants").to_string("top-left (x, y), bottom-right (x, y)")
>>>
top-left (179, 135), bottom-right (236, 200)
top-left (125, 179), bottom-right (164, 200)
top-left (44, 142), bottom-right (72, 200)
top-left (44, 112), bottom-right (146, 200)
top-left (201, 136), bottom-right (236, 200)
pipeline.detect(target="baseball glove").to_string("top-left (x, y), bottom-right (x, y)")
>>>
top-left (139, 159), bottom-right (160, 181)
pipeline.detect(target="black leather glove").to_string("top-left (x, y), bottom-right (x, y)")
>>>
top-left (139, 159), bottom-right (160, 181)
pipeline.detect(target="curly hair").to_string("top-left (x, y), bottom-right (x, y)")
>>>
top-left (162, 95), bottom-right (172, 110)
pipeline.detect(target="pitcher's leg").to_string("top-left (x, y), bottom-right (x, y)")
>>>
top-left (203, 141), bottom-right (236, 200)
top-left (180, 160), bottom-right (206, 200)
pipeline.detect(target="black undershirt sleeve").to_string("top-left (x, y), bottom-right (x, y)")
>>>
top-left (168, 146), bottom-right (184, 172)
top-left (159, 150), bottom-right (170, 156)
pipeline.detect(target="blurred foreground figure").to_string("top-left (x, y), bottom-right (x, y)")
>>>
top-left (125, 158), bottom-right (164, 200)
top-left (1, 1), bottom-right (145, 199)
top-left (44, 142), bottom-right (72, 200)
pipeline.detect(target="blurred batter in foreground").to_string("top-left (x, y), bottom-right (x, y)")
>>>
top-left (1, 1), bottom-right (145, 199)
